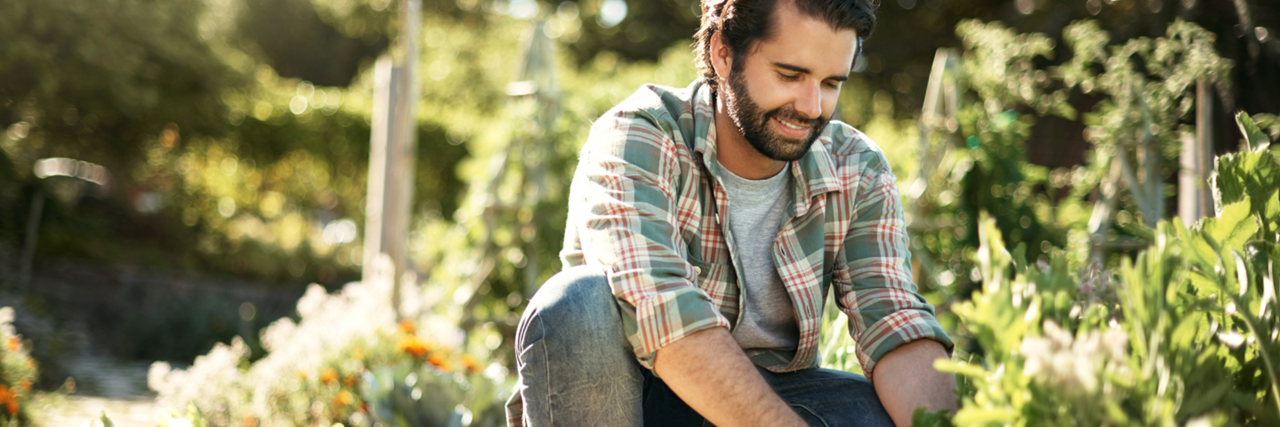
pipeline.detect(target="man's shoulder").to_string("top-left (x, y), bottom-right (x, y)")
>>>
top-left (818, 121), bottom-right (892, 174)
top-left (608, 80), bottom-right (702, 121)
top-left (587, 80), bottom-right (707, 152)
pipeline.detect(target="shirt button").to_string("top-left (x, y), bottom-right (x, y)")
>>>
top-left (693, 266), bottom-right (702, 276)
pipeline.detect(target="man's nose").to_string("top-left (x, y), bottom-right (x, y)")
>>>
top-left (794, 82), bottom-right (822, 120)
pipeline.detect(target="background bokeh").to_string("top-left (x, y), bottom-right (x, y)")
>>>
top-left (1, 0), bottom-right (1279, 425)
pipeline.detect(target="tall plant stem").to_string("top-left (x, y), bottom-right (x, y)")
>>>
top-left (1228, 291), bottom-right (1280, 420)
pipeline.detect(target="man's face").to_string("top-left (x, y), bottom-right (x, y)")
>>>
top-left (718, 3), bottom-right (859, 162)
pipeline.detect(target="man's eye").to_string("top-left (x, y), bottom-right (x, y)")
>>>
top-left (779, 73), bottom-right (800, 81)
top-left (824, 81), bottom-right (841, 89)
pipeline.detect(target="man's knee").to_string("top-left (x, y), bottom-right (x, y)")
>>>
top-left (517, 265), bottom-right (622, 348)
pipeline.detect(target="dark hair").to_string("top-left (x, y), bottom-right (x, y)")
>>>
top-left (694, 0), bottom-right (878, 93)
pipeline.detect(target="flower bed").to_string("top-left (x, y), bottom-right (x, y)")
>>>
top-left (149, 279), bottom-right (508, 427)
top-left (0, 307), bottom-right (39, 426)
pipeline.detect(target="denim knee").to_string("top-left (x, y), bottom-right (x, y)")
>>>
top-left (517, 265), bottom-right (624, 351)
top-left (514, 266), bottom-right (645, 426)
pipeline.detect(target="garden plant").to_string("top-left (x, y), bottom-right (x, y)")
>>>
top-left (5, 0), bottom-right (1277, 424)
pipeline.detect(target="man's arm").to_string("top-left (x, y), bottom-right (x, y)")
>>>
top-left (871, 339), bottom-right (957, 426)
top-left (832, 152), bottom-right (957, 426)
top-left (655, 327), bottom-right (806, 427)
top-left (567, 111), bottom-right (731, 370)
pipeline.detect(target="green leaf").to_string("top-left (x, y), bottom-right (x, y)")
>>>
top-left (1237, 111), bottom-right (1273, 150)
top-left (1186, 271), bottom-right (1221, 295)
top-left (934, 359), bottom-right (988, 379)
top-left (1204, 199), bottom-right (1260, 253)
top-left (953, 408), bottom-right (1016, 425)
top-left (1117, 220), bottom-right (1156, 242)
top-left (1171, 312), bottom-right (1205, 349)
top-left (185, 403), bottom-right (207, 427)
top-left (1179, 221), bottom-right (1220, 273)
top-left (1011, 242), bottom-right (1028, 273)
top-left (911, 407), bottom-right (954, 427)
top-left (1105, 399), bottom-right (1132, 424)
top-left (1213, 131), bottom-right (1280, 225)
top-left (1182, 381), bottom-right (1232, 416)
top-left (99, 411), bottom-right (114, 427)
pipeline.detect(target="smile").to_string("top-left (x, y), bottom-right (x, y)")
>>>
top-left (772, 117), bottom-right (809, 137)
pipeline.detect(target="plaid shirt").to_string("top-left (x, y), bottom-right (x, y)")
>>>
top-left (508, 80), bottom-right (951, 424)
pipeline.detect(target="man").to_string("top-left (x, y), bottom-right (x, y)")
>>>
top-left (508, 0), bottom-right (956, 425)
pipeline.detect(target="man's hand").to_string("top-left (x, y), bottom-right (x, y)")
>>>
top-left (872, 339), bottom-right (957, 426)
top-left (654, 327), bottom-right (807, 427)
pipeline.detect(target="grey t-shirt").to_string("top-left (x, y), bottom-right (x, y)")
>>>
top-left (717, 161), bottom-right (800, 351)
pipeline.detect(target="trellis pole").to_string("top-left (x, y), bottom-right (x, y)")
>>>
top-left (362, 0), bottom-right (420, 320)
top-left (906, 48), bottom-right (960, 288)
top-left (1179, 79), bottom-right (1214, 221)
top-left (457, 19), bottom-right (560, 334)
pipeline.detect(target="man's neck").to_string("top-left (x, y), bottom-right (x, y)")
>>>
top-left (713, 92), bottom-right (787, 180)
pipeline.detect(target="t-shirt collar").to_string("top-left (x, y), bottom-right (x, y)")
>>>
top-left (689, 80), bottom-right (844, 216)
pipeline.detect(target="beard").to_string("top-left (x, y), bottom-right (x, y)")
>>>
top-left (720, 70), bottom-right (830, 162)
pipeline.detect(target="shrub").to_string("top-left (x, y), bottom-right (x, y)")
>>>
top-left (912, 113), bottom-right (1280, 426)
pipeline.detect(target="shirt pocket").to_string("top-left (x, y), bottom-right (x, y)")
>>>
top-left (687, 255), bottom-right (740, 327)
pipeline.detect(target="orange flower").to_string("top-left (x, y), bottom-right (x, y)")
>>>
top-left (427, 353), bottom-right (450, 371)
top-left (334, 390), bottom-right (353, 407)
top-left (320, 368), bottom-right (338, 385)
top-left (460, 354), bottom-right (481, 374)
top-left (0, 385), bottom-right (14, 414)
top-left (5, 337), bottom-right (18, 352)
top-left (398, 319), bottom-right (416, 334)
top-left (18, 379), bottom-right (29, 393)
top-left (343, 374), bottom-right (357, 387)
top-left (241, 415), bottom-right (259, 427)
top-left (398, 336), bottom-right (429, 358)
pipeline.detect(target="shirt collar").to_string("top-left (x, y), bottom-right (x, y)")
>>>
top-left (688, 80), bottom-right (844, 216)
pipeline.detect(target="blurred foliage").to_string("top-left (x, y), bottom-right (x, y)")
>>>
top-left (120, 295), bottom-right (255, 362)
top-left (0, 0), bottom-right (468, 288)
top-left (902, 18), bottom-right (1231, 330)
top-left (233, 0), bottom-right (388, 86)
top-left (409, 17), bottom-right (700, 365)
top-left (305, 0), bottom-right (700, 66)
top-left (0, 0), bottom-right (236, 176)
top-left (301, 0), bottom-right (1280, 125)
top-left (907, 114), bottom-right (1280, 426)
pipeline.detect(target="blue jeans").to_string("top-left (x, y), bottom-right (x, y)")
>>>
top-left (513, 265), bottom-right (894, 426)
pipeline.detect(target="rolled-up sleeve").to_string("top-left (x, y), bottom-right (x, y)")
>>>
top-left (834, 156), bottom-right (953, 379)
top-left (564, 109), bottom-right (730, 370)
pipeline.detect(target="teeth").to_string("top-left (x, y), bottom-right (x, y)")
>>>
top-left (776, 118), bottom-right (805, 130)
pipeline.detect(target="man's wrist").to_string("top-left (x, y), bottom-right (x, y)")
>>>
top-left (655, 328), bottom-right (807, 427)
top-left (872, 339), bottom-right (958, 426)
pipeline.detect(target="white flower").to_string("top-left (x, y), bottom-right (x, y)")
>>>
top-left (1019, 320), bottom-right (1129, 394)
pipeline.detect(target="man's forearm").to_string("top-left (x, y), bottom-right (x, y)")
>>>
top-left (654, 327), bottom-right (806, 427)
top-left (872, 339), bottom-right (958, 426)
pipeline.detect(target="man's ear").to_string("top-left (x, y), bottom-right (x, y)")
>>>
top-left (709, 33), bottom-right (732, 80)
